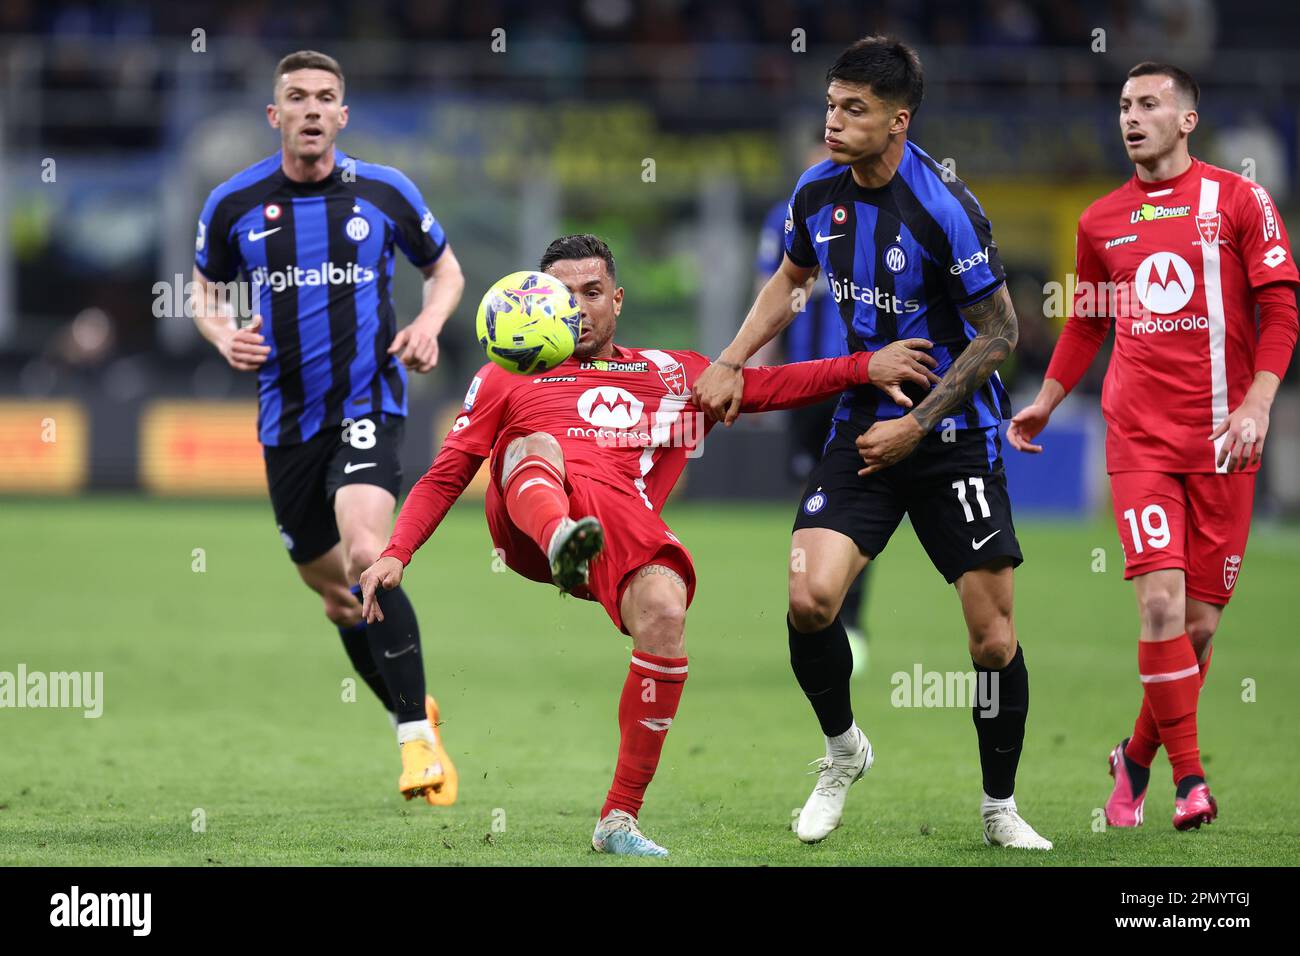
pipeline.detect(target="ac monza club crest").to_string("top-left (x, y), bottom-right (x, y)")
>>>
top-left (1223, 554), bottom-right (1241, 590)
top-left (657, 361), bottom-right (687, 397)
top-left (1196, 211), bottom-right (1221, 246)
top-left (264, 203), bottom-right (283, 221)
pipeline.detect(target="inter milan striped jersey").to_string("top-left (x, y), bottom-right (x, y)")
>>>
top-left (784, 141), bottom-right (1010, 432)
top-left (195, 150), bottom-right (447, 446)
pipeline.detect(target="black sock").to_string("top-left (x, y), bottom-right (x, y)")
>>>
top-left (1175, 774), bottom-right (1205, 799)
top-left (1120, 737), bottom-right (1151, 799)
top-left (788, 614), bottom-right (854, 737)
top-left (353, 584), bottom-right (426, 722)
top-left (973, 643), bottom-right (1028, 801)
top-left (337, 622), bottom-right (393, 711)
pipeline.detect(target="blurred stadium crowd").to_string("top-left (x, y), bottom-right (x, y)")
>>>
top-left (1, 0), bottom-right (1298, 510)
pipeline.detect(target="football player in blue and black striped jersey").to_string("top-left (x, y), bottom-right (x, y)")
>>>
top-left (190, 51), bottom-right (464, 807)
top-left (695, 36), bottom-right (1051, 850)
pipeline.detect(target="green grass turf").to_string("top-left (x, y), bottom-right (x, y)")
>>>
top-left (1, 496), bottom-right (1298, 866)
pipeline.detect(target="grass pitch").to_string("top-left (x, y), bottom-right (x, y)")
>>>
top-left (2, 497), bottom-right (1297, 866)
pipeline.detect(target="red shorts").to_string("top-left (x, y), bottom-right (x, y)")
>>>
top-left (484, 470), bottom-right (696, 634)
top-left (1109, 471), bottom-right (1256, 605)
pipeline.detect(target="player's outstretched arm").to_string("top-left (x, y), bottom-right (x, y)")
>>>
top-left (389, 246), bottom-right (466, 374)
top-left (361, 444), bottom-right (485, 622)
top-left (693, 254), bottom-right (815, 425)
top-left (857, 283), bottom-right (1018, 475)
top-left (737, 339), bottom-right (940, 414)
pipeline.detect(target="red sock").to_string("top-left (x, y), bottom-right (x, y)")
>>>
top-left (503, 456), bottom-right (569, 552)
top-left (1126, 699), bottom-right (1161, 768)
top-left (600, 652), bottom-right (688, 819)
top-left (1138, 634), bottom-right (1204, 784)
top-left (1127, 640), bottom-right (1214, 768)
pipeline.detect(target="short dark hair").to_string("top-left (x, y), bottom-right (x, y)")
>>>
top-left (274, 50), bottom-right (345, 96)
top-left (1127, 61), bottom-right (1199, 108)
top-left (539, 234), bottom-right (617, 282)
top-left (826, 36), bottom-right (924, 115)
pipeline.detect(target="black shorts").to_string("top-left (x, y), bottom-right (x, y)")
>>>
top-left (263, 415), bottom-right (404, 564)
top-left (792, 422), bottom-right (1023, 584)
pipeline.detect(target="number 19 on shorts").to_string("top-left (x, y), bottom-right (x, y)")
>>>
top-left (1123, 504), bottom-right (1170, 553)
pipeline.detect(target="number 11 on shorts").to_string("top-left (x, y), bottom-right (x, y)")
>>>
top-left (952, 477), bottom-right (991, 523)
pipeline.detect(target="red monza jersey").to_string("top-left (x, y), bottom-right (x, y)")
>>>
top-left (381, 344), bottom-right (877, 625)
top-left (1047, 158), bottom-right (1299, 474)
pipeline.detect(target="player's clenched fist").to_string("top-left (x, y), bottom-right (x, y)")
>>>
top-left (866, 337), bottom-right (940, 407)
top-left (219, 314), bottom-right (271, 371)
top-left (388, 320), bottom-right (440, 373)
top-left (359, 556), bottom-right (405, 624)
top-left (692, 361), bottom-right (745, 425)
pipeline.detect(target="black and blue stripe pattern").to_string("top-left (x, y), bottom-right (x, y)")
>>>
top-left (196, 149), bottom-right (446, 446)
top-left (783, 141), bottom-right (1011, 435)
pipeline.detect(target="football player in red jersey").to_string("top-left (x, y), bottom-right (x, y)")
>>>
top-left (1009, 63), bottom-right (1299, 830)
top-left (357, 235), bottom-right (939, 856)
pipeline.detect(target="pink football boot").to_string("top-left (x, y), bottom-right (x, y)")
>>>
top-left (1173, 783), bottom-right (1218, 831)
top-left (1105, 739), bottom-right (1147, 827)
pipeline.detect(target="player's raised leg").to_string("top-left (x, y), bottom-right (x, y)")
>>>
top-left (787, 527), bottom-right (873, 844)
top-left (954, 559), bottom-right (1051, 849)
top-left (295, 544), bottom-right (395, 722)
top-left (500, 432), bottom-right (603, 591)
top-left (592, 564), bottom-right (689, 858)
top-left (336, 483), bottom-right (453, 804)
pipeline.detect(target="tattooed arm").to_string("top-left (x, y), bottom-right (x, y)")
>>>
top-left (855, 283), bottom-right (1018, 475)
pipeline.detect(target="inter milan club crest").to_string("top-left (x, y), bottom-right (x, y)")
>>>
top-left (657, 361), bottom-right (687, 397)
top-left (1196, 211), bottom-right (1221, 246)
top-left (1223, 553), bottom-right (1241, 590)
top-left (831, 205), bottom-right (848, 226)
top-left (345, 215), bottom-right (370, 242)
top-left (264, 203), bottom-right (282, 220)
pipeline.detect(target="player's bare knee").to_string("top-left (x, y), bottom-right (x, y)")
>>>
top-left (1138, 588), bottom-right (1181, 635)
top-left (788, 586), bottom-right (838, 633)
top-left (966, 609), bottom-right (1015, 667)
top-left (1187, 620), bottom-right (1216, 653)
top-left (323, 593), bottom-right (360, 629)
top-left (970, 630), bottom-right (1015, 669)
top-left (503, 432), bottom-right (565, 484)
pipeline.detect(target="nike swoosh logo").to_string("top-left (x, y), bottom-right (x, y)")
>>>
top-left (972, 530), bottom-right (1001, 550)
top-left (814, 231), bottom-right (845, 243)
top-left (994, 746), bottom-right (1017, 754)
top-left (247, 227), bottom-right (281, 241)
top-left (384, 643), bottom-right (417, 659)
top-left (638, 717), bottom-right (673, 732)
top-left (343, 462), bottom-right (377, 474)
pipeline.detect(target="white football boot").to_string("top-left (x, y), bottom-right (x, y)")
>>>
top-left (592, 809), bottom-right (669, 858)
top-left (982, 806), bottom-right (1054, 850)
top-left (795, 728), bottom-right (873, 843)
